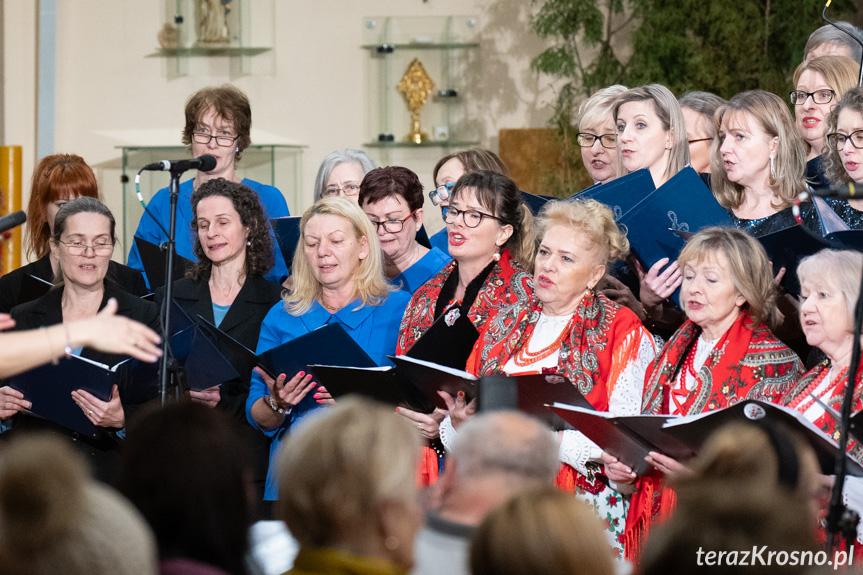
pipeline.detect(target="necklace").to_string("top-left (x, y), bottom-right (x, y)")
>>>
top-left (787, 364), bottom-right (848, 413)
top-left (512, 315), bottom-right (573, 367)
top-left (320, 299), bottom-right (341, 312)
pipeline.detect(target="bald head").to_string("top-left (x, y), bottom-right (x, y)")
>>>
top-left (449, 411), bottom-right (558, 486)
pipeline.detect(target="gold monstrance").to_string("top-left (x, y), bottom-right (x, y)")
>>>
top-left (397, 58), bottom-right (435, 144)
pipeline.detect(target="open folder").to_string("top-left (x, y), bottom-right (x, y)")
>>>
top-left (404, 308), bottom-right (480, 370)
top-left (134, 237), bottom-right (194, 291)
top-left (477, 373), bottom-right (594, 430)
top-left (9, 355), bottom-right (157, 439)
top-left (269, 216), bottom-right (302, 272)
top-left (571, 168), bottom-right (656, 221)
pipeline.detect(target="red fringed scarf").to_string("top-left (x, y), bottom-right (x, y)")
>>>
top-left (624, 311), bottom-right (802, 563)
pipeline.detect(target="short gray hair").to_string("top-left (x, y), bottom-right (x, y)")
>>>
top-left (798, 249), bottom-right (863, 318)
top-left (450, 411), bottom-right (558, 485)
top-left (804, 22), bottom-right (863, 63)
top-left (678, 91), bottom-right (727, 139)
top-left (313, 148), bottom-right (376, 201)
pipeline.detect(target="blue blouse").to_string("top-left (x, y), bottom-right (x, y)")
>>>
top-left (126, 178), bottom-right (291, 286)
top-left (246, 291), bottom-right (411, 500)
top-left (428, 227), bottom-right (450, 256)
top-left (391, 247), bottom-right (451, 295)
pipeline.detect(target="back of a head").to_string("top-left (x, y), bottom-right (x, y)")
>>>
top-left (640, 423), bottom-right (819, 575)
top-left (804, 22), bottom-right (863, 63)
top-left (276, 397), bottom-right (422, 549)
top-left (450, 411), bottom-right (558, 491)
top-left (115, 402), bottom-right (251, 575)
top-left (470, 487), bottom-right (614, 575)
top-left (0, 435), bottom-right (157, 575)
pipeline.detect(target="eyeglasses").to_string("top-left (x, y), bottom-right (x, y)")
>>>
top-left (443, 206), bottom-right (501, 228)
top-left (58, 240), bottom-right (114, 256)
top-left (826, 130), bottom-right (863, 150)
top-left (191, 132), bottom-right (240, 147)
top-left (688, 137), bottom-right (712, 144)
top-left (429, 182), bottom-right (454, 206)
top-left (369, 210), bottom-right (419, 233)
top-left (323, 183), bottom-right (361, 197)
top-left (576, 132), bottom-right (617, 149)
top-left (789, 90), bottom-right (835, 105)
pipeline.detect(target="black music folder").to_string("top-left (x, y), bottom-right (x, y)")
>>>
top-left (270, 216), bottom-right (302, 272)
top-left (170, 325), bottom-right (240, 391)
top-left (548, 404), bottom-right (688, 476)
top-left (196, 315), bottom-right (275, 379)
top-left (478, 373), bottom-right (594, 430)
top-left (309, 365), bottom-right (434, 412)
top-left (258, 323), bottom-right (378, 377)
top-left (18, 274), bottom-right (53, 306)
top-left (405, 308), bottom-right (480, 370)
top-left (134, 237), bottom-right (194, 291)
top-left (571, 168), bottom-right (656, 221)
top-left (389, 356), bottom-right (478, 411)
top-left (9, 355), bottom-right (142, 439)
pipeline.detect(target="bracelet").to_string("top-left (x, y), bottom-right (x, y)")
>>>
top-left (267, 395), bottom-right (291, 415)
top-left (62, 322), bottom-right (73, 357)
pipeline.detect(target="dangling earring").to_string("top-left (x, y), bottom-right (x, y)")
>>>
top-left (492, 251), bottom-right (501, 262)
top-left (770, 156), bottom-right (775, 178)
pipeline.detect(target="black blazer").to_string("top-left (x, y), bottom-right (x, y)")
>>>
top-left (5, 282), bottom-right (160, 480)
top-left (0, 255), bottom-right (148, 313)
top-left (159, 273), bottom-right (283, 422)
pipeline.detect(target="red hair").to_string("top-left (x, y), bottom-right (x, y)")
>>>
top-left (26, 154), bottom-right (99, 259)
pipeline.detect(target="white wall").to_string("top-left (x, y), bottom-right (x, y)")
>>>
top-left (3, 0), bottom-right (558, 261)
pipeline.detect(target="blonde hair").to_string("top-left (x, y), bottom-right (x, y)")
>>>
top-left (537, 199), bottom-right (629, 266)
top-left (470, 488), bottom-right (614, 575)
top-left (578, 85), bottom-right (629, 132)
top-left (710, 90), bottom-right (807, 211)
top-left (677, 226), bottom-right (777, 329)
top-left (798, 248), bottom-right (863, 318)
top-left (283, 197), bottom-right (393, 315)
top-left (276, 398), bottom-right (421, 548)
top-left (614, 84), bottom-right (690, 182)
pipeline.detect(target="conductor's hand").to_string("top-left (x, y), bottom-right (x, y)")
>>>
top-left (440, 390), bottom-right (476, 430)
top-left (72, 384), bottom-right (125, 429)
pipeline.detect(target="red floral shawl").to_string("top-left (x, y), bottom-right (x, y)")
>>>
top-left (782, 359), bottom-right (863, 465)
top-left (396, 249), bottom-right (533, 355)
top-left (626, 311), bottom-right (803, 562)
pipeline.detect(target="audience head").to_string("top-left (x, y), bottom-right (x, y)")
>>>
top-left (470, 488), bottom-right (615, 575)
top-left (50, 196), bottom-right (116, 288)
top-left (277, 397), bottom-right (423, 571)
top-left (576, 85), bottom-right (628, 185)
top-left (640, 422), bottom-right (820, 575)
top-left (26, 153), bottom-right (99, 260)
top-left (679, 91), bottom-right (727, 174)
top-left (614, 84), bottom-right (690, 185)
top-left (791, 55), bottom-right (858, 157)
top-left (359, 166), bottom-right (425, 268)
top-left (182, 84), bottom-right (252, 166)
top-left (824, 85), bottom-right (863, 185)
top-left (314, 148), bottom-right (376, 202)
top-left (534, 200), bottom-right (628, 315)
top-left (712, 90), bottom-right (807, 211)
top-left (285, 196), bottom-right (390, 315)
top-left (115, 402), bottom-right (253, 575)
top-left (0, 435), bottom-right (157, 575)
top-left (431, 149), bottom-right (509, 208)
top-left (188, 177), bottom-right (274, 280)
top-left (678, 226), bottom-right (777, 333)
top-left (797, 249), bottom-right (863, 362)
top-left (448, 170), bottom-right (535, 272)
top-left (804, 22), bottom-right (863, 63)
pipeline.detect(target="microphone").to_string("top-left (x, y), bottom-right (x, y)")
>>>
top-left (800, 182), bottom-right (863, 201)
top-left (0, 211), bottom-right (26, 235)
top-left (141, 155), bottom-right (217, 173)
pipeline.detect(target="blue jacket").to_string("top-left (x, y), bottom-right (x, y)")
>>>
top-left (127, 178), bottom-right (290, 285)
top-left (246, 291), bottom-right (411, 500)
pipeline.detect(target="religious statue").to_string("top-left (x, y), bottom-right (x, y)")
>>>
top-left (196, 0), bottom-right (231, 45)
top-left (397, 59), bottom-right (435, 144)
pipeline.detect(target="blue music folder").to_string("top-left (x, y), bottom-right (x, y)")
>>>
top-left (569, 169), bottom-right (656, 221)
top-left (270, 216), bottom-right (302, 272)
top-left (520, 191), bottom-right (557, 215)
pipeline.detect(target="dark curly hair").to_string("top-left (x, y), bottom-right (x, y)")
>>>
top-left (188, 178), bottom-right (274, 280)
top-left (824, 86), bottom-right (863, 186)
top-left (358, 166), bottom-right (424, 212)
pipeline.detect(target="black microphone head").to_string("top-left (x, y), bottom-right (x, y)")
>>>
top-left (197, 155), bottom-right (217, 172)
top-left (7, 211), bottom-right (26, 226)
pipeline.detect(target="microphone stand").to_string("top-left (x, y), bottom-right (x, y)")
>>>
top-left (157, 167), bottom-right (186, 405)
top-left (825, 255), bottom-right (863, 553)
top-left (821, 1), bottom-right (863, 86)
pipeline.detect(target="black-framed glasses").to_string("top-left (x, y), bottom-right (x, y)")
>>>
top-left (58, 240), bottom-right (114, 256)
top-left (443, 206), bottom-right (501, 228)
top-left (826, 130), bottom-right (863, 150)
top-left (576, 132), bottom-right (617, 149)
top-left (192, 132), bottom-right (239, 147)
top-left (789, 90), bottom-right (835, 105)
top-left (429, 182), bottom-right (454, 206)
top-left (323, 183), bottom-right (361, 197)
top-left (688, 137), bottom-right (712, 144)
top-left (369, 210), bottom-right (419, 233)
